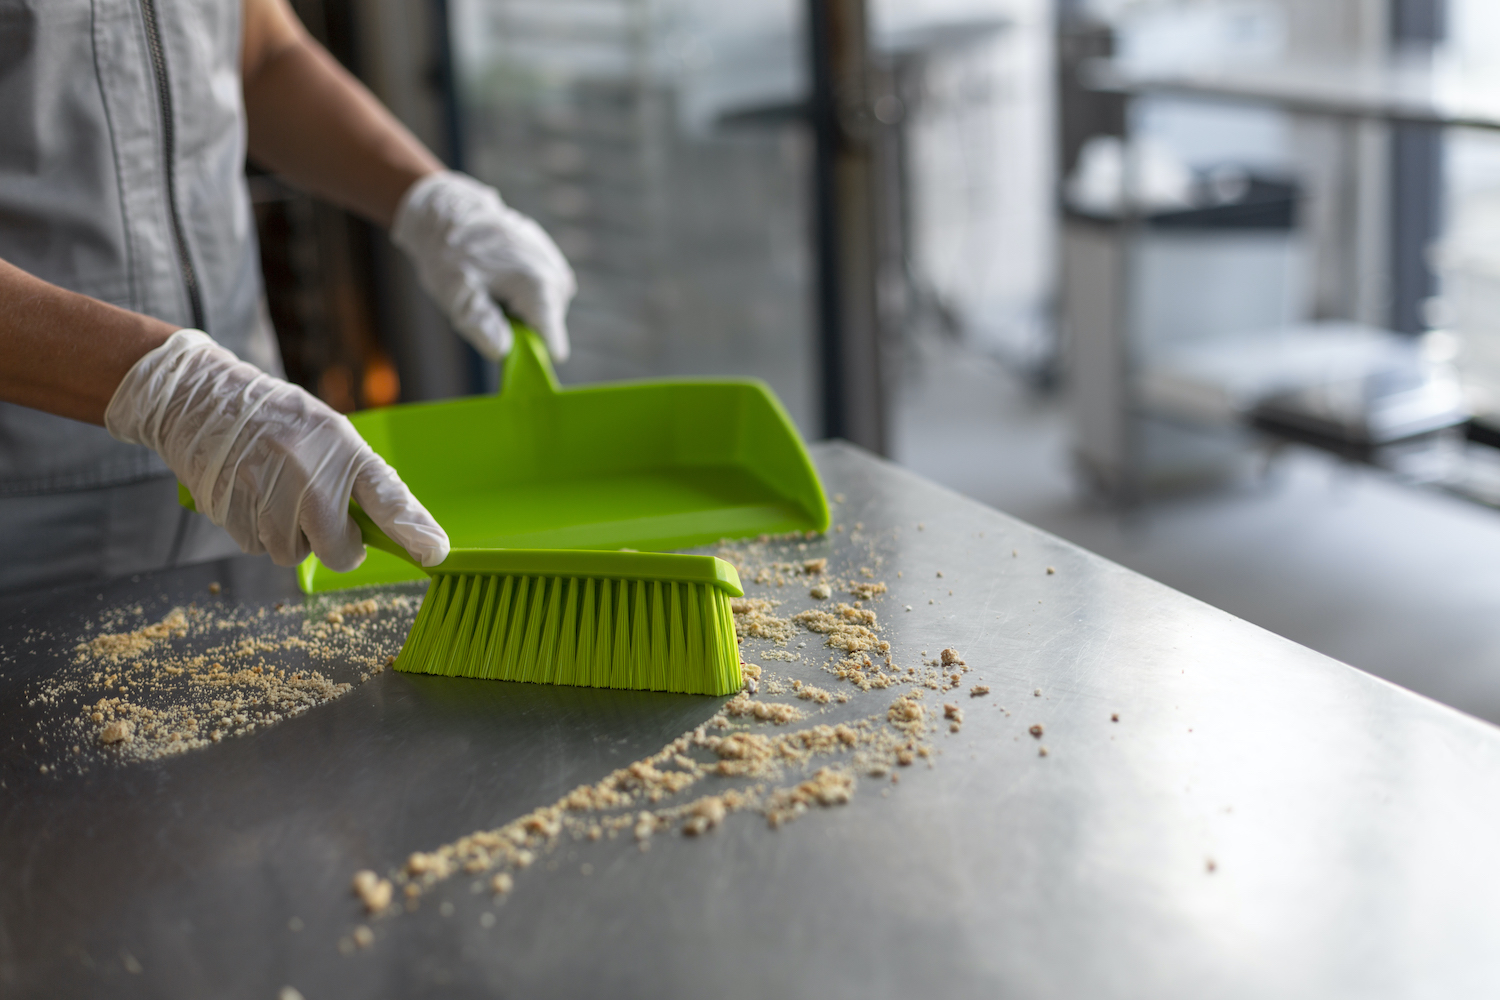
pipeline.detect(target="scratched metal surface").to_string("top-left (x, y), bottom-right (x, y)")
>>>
top-left (3, 441), bottom-right (1500, 999)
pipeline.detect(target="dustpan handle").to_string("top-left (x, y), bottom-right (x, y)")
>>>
top-left (501, 322), bottom-right (561, 399)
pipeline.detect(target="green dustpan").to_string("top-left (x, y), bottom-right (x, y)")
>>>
top-left (298, 325), bottom-right (828, 593)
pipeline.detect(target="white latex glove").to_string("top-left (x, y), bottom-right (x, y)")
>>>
top-left (391, 170), bottom-right (576, 362)
top-left (105, 330), bottom-right (450, 572)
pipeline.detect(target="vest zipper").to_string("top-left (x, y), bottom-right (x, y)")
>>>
top-left (137, 0), bottom-right (206, 332)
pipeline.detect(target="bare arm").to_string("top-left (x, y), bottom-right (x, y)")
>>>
top-left (241, 0), bottom-right (443, 228)
top-left (0, 259), bottom-right (175, 424)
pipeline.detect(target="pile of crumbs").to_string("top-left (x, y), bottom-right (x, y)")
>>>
top-left (24, 589), bottom-right (420, 769)
top-left (351, 531), bottom-right (1001, 941)
top-left (370, 684), bottom-right (939, 922)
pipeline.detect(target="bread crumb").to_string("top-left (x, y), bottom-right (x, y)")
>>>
top-left (723, 693), bottom-right (802, 725)
top-left (795, 684), bottom-right (833, 705)
top-left (100, 720), bottom-right (133, 744)
top-left (208, 582), bottom-right (221, 595)
top-left (1206, 858), bottom-right (1217, 873)
top-left (1038, 746), bottom-right (1048, 757)
top-left (352, 870), bottom-right (392, 913)
top-left (491, 872), bottom-right (514, 895)
top-left (1111, 712), bottom-right (1119, 722)
top-left (279, 988), bottom-right (305, 1000)
top-left (939, 648), bottom-right (964, 666)
top-left (352, 925), bottom-right (374, 949)
top-left (1029, 724), bottom-right (1044, 738)
top-left (1046, 567), bottom-right (1056, 575)
top-left (809, 584), bottom-right (831, 600)
top-left (1033, 688), bottom-right (1042, 697)
top-left (970, 685), bottom-right (989, 697)
top-left (943, 704), bottom-right (963, 723)
top-left (803, 558), bottom-right (827, 574)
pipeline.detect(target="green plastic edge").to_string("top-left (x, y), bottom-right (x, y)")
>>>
top-left (430, 549), bottom-right (743, 596)
top-left (347, 503), bottom-right (743, 596)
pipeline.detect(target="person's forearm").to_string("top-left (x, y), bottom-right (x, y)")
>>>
top-left (242, 3), bottom-right (443, 229)
top-left (0, 260), bottom-right (177, 425)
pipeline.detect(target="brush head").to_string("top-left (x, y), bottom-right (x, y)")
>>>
top-left (394, 553), bottom-right (744, 696)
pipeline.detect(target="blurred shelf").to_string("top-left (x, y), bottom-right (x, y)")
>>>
top-left (1086, 56), bottom-right (1500, 132)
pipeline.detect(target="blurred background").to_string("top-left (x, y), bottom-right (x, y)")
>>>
top-left (260, 0), bottom-right (1500, 725)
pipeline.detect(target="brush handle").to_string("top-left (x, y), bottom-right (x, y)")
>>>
top-left (347, 323), bottom-right (555, 572)
top-left (349, 504), bottom-right (425, 569)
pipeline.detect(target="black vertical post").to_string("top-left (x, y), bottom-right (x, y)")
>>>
top-left (429, 0), bottom-right (465, 172)
top-left (428, 0), bottom-right (492, 393)
top-left (1390, 0), bottom-right (1447, 335)
top-left (807, 0), bottom-right (887, 453)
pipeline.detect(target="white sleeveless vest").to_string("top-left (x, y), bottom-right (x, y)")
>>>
top-left (0, 0), bottom-right (281, 496)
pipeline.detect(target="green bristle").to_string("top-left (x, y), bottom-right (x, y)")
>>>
top-left (582, 578), bottom-right (604, 688)
top-left (452, 574), bottom-right (486, 677)
top-left (555, 577), bottom-right (580, 686)
top-left (394, 571), bottom-right (743, 696)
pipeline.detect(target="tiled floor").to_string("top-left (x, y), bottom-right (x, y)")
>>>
top-left (891, 337), bottom-right (1500, 726)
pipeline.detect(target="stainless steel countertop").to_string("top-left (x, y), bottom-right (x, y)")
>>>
top-left (3, 442), bottom-right (1499, 999)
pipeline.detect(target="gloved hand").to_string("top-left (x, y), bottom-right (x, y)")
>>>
top-left (391, 170), bottom-right (576, 363)
top-left (105, 330), bottom-right (450, 571)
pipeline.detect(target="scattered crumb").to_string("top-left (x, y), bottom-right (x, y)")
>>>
top-left (208, 582), bottom-right (221, 595)
top-left (1038, 746), bottom-right (1049, 757)
top-left (723, 693), bottom-right (802, 725)
top-left (939, 648), bottom-right (964, 666)
top-left (491, 873), bottom-right (513, 895)
top-left (1206, 858), bottom-right (1217, 873)
top-left (1029, 724), bottom-right (1044, 738)
top-left (970, 686), bottom-right (989, 697)
top-left (795, 684), bottom-right (834, 705)
top-left (809, 584), bottom-right (831, 600)
top-left (352, 870), bottom-right (392, 913)
top-left (279, 989), bottom-right (305, 1000)
top-left (731, 598), bottom-right (795, 645)
top-left (100, 721), bottom-right (133, 744)
top-left (1111, 713), bottom-right (1120, 723)
top-left (352, 925), bottom-right (374, 949)
top-left (1033, 689), bottom-right (1042, 697)
top-left (1046, 567), bottom-right (1056, 575)
top-left (803, 558), bottom-right (827, 575)
top-left (943, 704), bottom-right (963, 723)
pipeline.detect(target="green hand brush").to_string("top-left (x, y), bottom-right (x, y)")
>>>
top-left (352, 507), bottom-right (745, 696)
